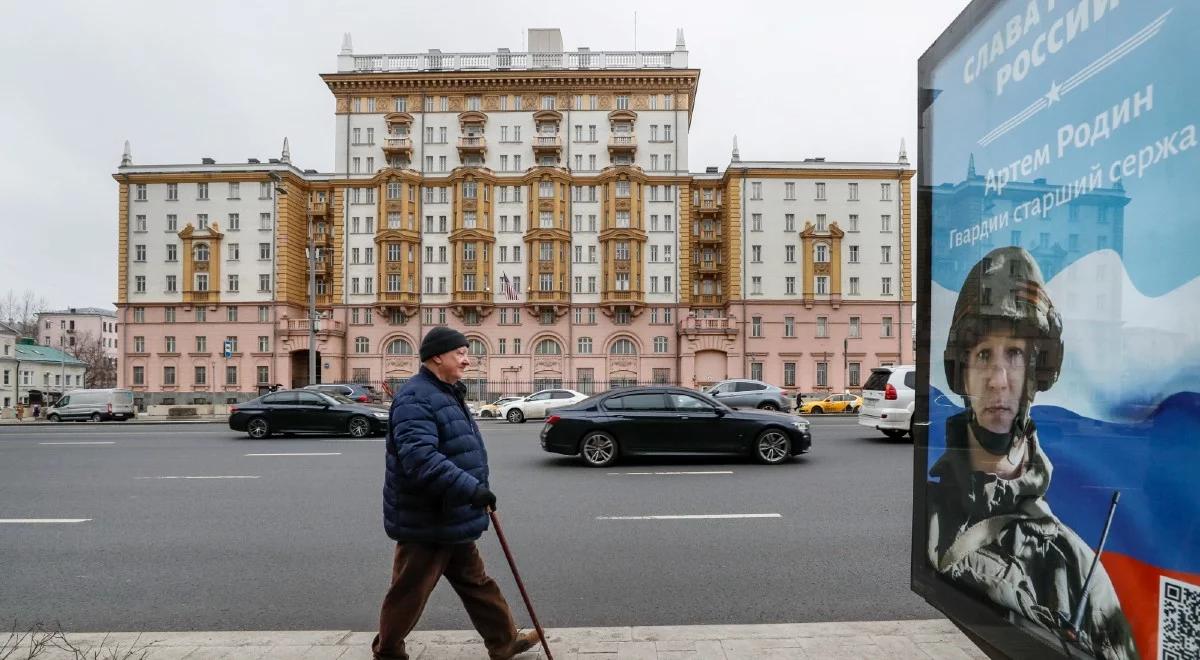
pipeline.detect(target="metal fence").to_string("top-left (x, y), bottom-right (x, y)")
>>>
top-left (359, 378), bottom-right (683, 403)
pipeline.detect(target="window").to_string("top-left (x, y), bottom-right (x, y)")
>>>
top-left (785, 214), bottom-right (795, 232)
top-left (816, 276), bottom-right (829, 294)
top-left (226, 274), bottom-right (239, 292)
top-left (577, 337), bottom-right (592, 354)
top-left (751, 182), bottom-right (762, 200)
top-left (816, 317), bottom-right (828, 337)
top-left (134, 215), bottom-right (147, 232)
top-left (750, 213), bottom-right (763, 232)
top-left (386, 339), bottom-right (414, 355)
top-left (784, 182), bottom-right (795, 200)
top-left (849, 362), bottom-right (861, 387)
top-left (258, 274), bottom-right (272, 292)
top-left (750, 362), bottom-right (764, 381)
top-left (194, 366), bottom-right (207, 385)
top-left (816, 362), bottom-right (828, 387)
top-left (752, 276), bottom-right (762, 295)
top-left (881, 246), bottom-right (892, 263)
top-left (165, 307), bottom-right (176, 323)
top-left (355, 337), bottom-right (369, 353)
top-left (848, 214), bottom-right (859, 231)
top-left (131, 366), bottom-right (145, 385)
top-left (848, 182), bottom-right (859, 201)
top-left (195, 336), bottom-right (208, 353)
top-left (849, 277), bottom-right (860, 295)
top-left (849, 245), bottom-right (859, 263)
top-left (134, 275), bottom-right (147, 293)
top-left (816, 214), bottom-right (827, 231)
top-left (258, 305), bottom-right (269, 322)
top-left (615, 95), bottom-right (629, 110)
top-left (849, 316), bottom-right (861, 338)
top-left (815, 244), bottom-right (829, 262)
top-left (163, 366), bottom-right (176, 385)
top-left (197, 183), bottom-right (209, 200)
top-left (610, 338), bottom-right (637, 355)
top-left (133, 306), bottom-right (145, 322)
top-left (257, 366), bottom-right (270, 385)
top-left (785, 277), bottom-right (796, 295)
top-left (783, 316), bottom-right (795, 337)
top-left (751, 245), bottom-right (762, 263)
top-left (260, 213), bottom-right (272, 230)
top-left (258, 243), bottom-right (271, 260)
top-left (882, 277), bottom-right (893, 295)
top-left (881, 215), bottom-right (892, 232)
top-left (881, 183), bottom-right (892, 201)
top-left (882, 316), bottom-right (894, 337)
top-left (785, 245), bottom-right (795, 263)
top-left (134, 183), bottom-right (147, 201)
top-left (258, 336), bottom-right (270, 352)
top-left (784, 362), bottom-right (796, 387)
top-left (653, 336), bottom-right (668, 353)
top-left (167, 183), bottom-right (178, 201)
top-left (616, 180), bottom-right (631, 198)
top-left (751, 316), bottom-right (762, 337)
top-left (535, 339), bottom-right (562, 355)
top-left (134, 244), bottom-right (146, 262)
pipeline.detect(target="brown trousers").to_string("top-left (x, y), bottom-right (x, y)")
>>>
top-left (372, 541), bottom-right (518, 660)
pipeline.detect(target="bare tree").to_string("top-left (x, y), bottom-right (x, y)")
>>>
top-left (0, 289), bottom-right (48, 338)
top-left (68, 332), bottom-right (115, 389)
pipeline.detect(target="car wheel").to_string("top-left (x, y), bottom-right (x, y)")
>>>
top-left (348, 416), bottom-right (370, 438)
top-left (758, 402), bottom-right (779, 411)
top-left (883, 429), bottom-right (908, 440)
top-left (851, 406), bottom-right (860, 414)
top-left (810, 406), bottom-right (823, 414)
top-left (755, 429), bottom-right (791, 465)
top-left (580, 431), bottom-right (619, 467)
top-left (90, 412), bottom-right (102, 422)
top-left (507, 409), bottom-right (525, 424)
top-left (247, 417), bottom-right (271, 439)
top-left (481, 410), bottom-right (493, 418)
top-left (48, 414), bottom-right (61, 423)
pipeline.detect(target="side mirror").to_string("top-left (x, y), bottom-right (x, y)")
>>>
top-left (714, 407), bottom-right (727, 417)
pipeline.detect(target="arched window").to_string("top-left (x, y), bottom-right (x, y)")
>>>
top-left (653, 336), bottom-right (669, 353)
top-left (610, 338), bottom-right (637, 355)
top-left (386, 338), bottom-right (414, 355)
top-left (814, 243), bottom-right (829, 263)
top-left (577, 337), bottom-right (593, 354)
top-left (534, 338), bottom-right (562, 355)
top-left (354, 337), bottom-right (369, 354)
top-left (467, 338), bottom-right (486, 355)
top-left (194, 243), bottom-right (210, 262)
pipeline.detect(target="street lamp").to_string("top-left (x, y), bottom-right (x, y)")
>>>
top-left (268, 172), bottom-right (318, 387)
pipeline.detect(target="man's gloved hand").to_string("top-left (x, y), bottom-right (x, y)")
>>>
top-left (470, 485), bottom-right (497, 510)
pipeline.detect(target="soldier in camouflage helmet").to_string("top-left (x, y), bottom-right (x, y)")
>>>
top-left (927, 246), bottom-right (1137, 659)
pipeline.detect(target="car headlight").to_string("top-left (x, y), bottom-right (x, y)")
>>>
top-left (372, 411), bottom-right (389, 419)
top-left (792, 420), bottom-right (809, 431)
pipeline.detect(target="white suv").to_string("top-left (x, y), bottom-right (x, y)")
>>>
top-left (858, 365), bottom-right (915, 439)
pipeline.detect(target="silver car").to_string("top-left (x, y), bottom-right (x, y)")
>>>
top-left (704, 379), bottom-right (791, 411)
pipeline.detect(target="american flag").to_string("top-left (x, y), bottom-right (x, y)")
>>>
top-left (500, 273), bottom-right (518, 301)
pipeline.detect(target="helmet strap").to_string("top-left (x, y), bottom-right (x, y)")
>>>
top-left (968, 411), bottom-right (1015, 456)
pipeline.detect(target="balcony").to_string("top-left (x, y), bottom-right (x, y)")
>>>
top-left (697, 261), bottom-right (722, 274)
top-left (343, 49), bottom-right (689, 74)
top-left (452, 291), bottom-right (491, 304)
top-left (696, 230), bottom-right (723, 244)
top-left (607, 134), bottom-right (637, 156)
top-left (531, 135), bottom-right (562, 158)
top-left (382, 136), bottom-right (413, 157)
top-left (457, 135), bottom-right (487, 157)
top-left (278, 318), bottom-right (345, 338)
top-left (378, 291), bottom-right (420, 306)
top-left (309, 202), bottom-right (329, 216)
top-left (679, 315), bottom-right (737, 334)
top-left (695, 199), bottom-right (721, 215)
top-left (691, 294), bottom-right (725, 307)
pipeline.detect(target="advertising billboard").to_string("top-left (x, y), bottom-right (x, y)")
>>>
top-left (916, 1), bottom-right (1199, 658)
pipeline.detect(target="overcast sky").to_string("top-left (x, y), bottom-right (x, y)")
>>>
top-left (0, 0), bottom-right (969, 310)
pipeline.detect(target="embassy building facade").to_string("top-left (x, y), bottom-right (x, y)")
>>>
top-left (114, 29), bottom-right (914, 404)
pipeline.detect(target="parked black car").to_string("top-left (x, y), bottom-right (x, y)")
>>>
top-left (303, 382), bottom-right (382, 404)
top-left (539, 386), bottom-right (812, 467)
top-left (229, 390), bottom-right (389, 439)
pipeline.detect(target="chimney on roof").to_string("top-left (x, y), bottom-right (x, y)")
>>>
top-left (268, 158), bottom-right (280, 164)
top-left (528, 28), bottom-right (564, 53)
top-left (201, 157), bottom-right (216, 165)
top-left (248, 158), bottom-right (260, 164)
top-left (706, 166), bottom-right (718, 174)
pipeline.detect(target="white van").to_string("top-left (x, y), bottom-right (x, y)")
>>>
top-left (47, 389), bottom-right (137, 422)
top-left (858, 365), bottom-right (916, 439)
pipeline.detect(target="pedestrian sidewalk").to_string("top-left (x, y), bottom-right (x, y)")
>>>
top-left (22, 620), bottom-right (988, 659)
top-left (0, 416), bottom-right (227, 425)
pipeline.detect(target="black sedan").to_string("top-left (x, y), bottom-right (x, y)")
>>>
top-left (539, 386), bottom-right (812, 467)
top-left (229, 390), bottom-right (390, 439)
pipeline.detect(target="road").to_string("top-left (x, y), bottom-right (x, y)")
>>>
top-left (0, 417), bottom-right (938, 632)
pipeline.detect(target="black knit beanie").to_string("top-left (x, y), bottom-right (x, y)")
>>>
top-left (420, 326), bottom-right (469, 361)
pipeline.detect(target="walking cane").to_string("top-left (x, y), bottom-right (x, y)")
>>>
top-left (489, 508), bottom-right (554, 659)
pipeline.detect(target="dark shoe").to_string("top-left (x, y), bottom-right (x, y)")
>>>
top-left (489, 628), bottom-right (541, 660)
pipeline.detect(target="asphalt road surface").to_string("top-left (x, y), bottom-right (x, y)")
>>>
top-left (0, 416), bottom-right (939, 632)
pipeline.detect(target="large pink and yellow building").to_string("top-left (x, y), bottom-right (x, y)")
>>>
top-left (114, 29), bottom-right (913, 404)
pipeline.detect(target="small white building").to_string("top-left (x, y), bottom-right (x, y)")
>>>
top-left (2, 337), bottom-right (88, 412)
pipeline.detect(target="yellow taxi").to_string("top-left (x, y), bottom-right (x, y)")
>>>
top-left (798, 393), bottom-right (863, 414)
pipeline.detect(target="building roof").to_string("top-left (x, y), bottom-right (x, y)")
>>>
top-left (13, 343), bottom-right (86, 366)
top-left (0, 321), bottom-right (18, 336)
top-left (39, 307), bottom-right (117, 317)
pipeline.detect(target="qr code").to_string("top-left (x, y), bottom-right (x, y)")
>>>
top-left (1160, 576), bottom-right (1200, 660)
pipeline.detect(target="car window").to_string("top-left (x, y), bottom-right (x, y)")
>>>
top-left (735, 382), bottom-right (766, 392)
top-left (528, 392), bottom-right (551, 401)
top-left (262, 392), bottom-right (296, 405)
top-left (327, 393), bottom-right (356, 404)
top-left (670, 393), bottom-right (713, 411)
top-left (606, 393), bottom-right (669, 411)
top-left (295, 392), bottom-right (327, 405)
top-left (903, 371), bottom-right (916, 389)
top-left (552, 391), bottom-right (576, 399)
top-left (710, 382), bottom-right (731, 394)
top-left (863, 370), bottom-right (891, 391)
top-left (57, 396), bottom-right (70, 406)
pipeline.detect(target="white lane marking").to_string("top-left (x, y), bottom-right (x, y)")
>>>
top-left (322, 438), bottom-right (386, 443)
top-left (596, 513), bottom-right (782, 521)
top-left (606, 471), bottom-right (734, 476)
top-left (135, 476), bottom-right (261, 480)
top-left (0, 519), bottom-right (91, 524)
top-left (244, 452), bottom-right (342, 457)
top-left (39, 441), bottom-right (115, 445)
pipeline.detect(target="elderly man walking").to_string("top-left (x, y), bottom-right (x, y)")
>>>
top-left (372, 326), bottom-right (540, 660)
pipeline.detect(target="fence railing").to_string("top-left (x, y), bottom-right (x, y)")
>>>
top-left (353, 379), bottom-right (682, 403)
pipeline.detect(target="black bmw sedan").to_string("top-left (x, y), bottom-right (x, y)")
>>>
top-left (539, 386), bottom-right (812, 467)
top-left (229, 389), bottom-right (390, 439)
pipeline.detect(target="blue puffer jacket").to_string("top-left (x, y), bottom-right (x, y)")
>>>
top-left (383, 366), bottom-right (490, 543)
